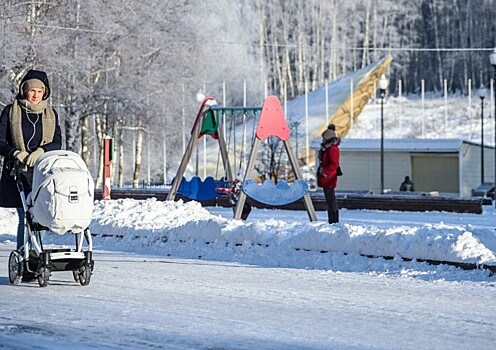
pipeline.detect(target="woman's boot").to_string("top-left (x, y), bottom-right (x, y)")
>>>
top-left (327, 210), bottom-right (339, 224)
top-left (327, 210), bottom-right (338, 224)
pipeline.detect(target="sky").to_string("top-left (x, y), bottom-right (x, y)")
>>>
top-left (1, 89), bottom-right (496, 349)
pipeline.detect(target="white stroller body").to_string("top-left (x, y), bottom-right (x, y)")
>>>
top-left (8, 150), bottom-right (95, 287)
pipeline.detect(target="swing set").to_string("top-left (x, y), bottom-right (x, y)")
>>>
top-left (166, 96), bottom-right (317, 222)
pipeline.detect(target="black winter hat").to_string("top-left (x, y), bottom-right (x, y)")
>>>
top-left (18, 69), bottom-right (51, 100)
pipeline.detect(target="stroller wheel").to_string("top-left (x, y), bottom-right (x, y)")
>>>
top-left (37, 267), bottom-right (50, 287)
top-left (78, 265), bottom-right (92, 286)
top-left (72, 270), bottom-right (80, 283)
top-left (8, 250), bottom-right (24, 285)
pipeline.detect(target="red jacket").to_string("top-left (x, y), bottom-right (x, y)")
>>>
top-left (317, 143), bottom-right (340, 189)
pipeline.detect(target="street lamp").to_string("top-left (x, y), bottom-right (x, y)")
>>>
top-left (195, 89), bottom-right (206, 176)
top-left (196, 89), bottom-right (206, 102)
top-left (293, 120), bottom-right (300, 160)
top-left (478, 85), bottom-right (487, 184)
top-left (490, 48), bottom-right (496, 203)
top-left (378, 74), bottom-right (389, 194)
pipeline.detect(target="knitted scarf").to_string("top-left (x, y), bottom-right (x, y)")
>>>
top-left (9, 98), bottom-right (56, 152)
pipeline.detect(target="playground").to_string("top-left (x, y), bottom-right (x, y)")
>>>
top-left (166, 95), bottom-right (317, 221)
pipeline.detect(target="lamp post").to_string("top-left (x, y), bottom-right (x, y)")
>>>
top-left (293, 120), bottom-right (300, 160)
top-left (378, 74), bottom-right (389, 194)
top-left (195, 89), bottom-right (206, 176)
top-left (490, 48), bottom-right (496, 203)
top-left (196, 89), bottom-right (206, 102)
top-left (478, 85), bottom-right (487, 184)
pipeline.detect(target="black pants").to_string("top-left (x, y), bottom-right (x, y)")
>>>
top-left (323, 188), bottom-right (338, 212)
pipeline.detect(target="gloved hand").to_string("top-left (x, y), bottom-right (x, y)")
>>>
top-left (26, 148), bottom-right (45, 167)
top-left (13, 150), bottom-right (29, 163)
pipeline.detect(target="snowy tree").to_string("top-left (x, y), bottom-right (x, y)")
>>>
top-left (1, 0), bottom-right (496, 185)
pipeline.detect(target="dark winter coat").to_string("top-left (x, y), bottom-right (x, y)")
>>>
top-left (400, 178), bottom-right (414, 192)
top-left (0, 70), bottom-right (62, 208)
top-left (317, 137), bottom-right (340, 189)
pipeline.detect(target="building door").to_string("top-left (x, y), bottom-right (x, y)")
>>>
top-left (411, 154), bottom-right (459, 194)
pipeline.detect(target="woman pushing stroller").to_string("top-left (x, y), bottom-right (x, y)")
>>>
top-left (0, 69), bottom-right (62, 250)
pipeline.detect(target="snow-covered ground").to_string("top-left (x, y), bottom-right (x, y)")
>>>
top-left (1, 90), bottom-right (496, 348)
top-left (1, 199), bottom-right (495, 349)
top-left (348, 93), bottom-right (494, 142)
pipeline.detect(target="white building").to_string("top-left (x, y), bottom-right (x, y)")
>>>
top-left (311, 138), bottom-right (496, 197)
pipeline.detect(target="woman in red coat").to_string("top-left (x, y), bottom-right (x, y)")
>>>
top-left (317, 124), bottom-right (340, 223)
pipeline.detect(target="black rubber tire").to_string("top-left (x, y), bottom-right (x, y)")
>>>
top-left (78, 265), bottom-right (92, 286)
top-left (8, 250), bottom-right (24, 285)
top-left (73, 270), bottom-right (80, 283)
top-left (37, 267), bottom-right (50, 287)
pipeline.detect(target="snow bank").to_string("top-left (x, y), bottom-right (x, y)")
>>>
top-left (1, 198), bottom-right (495, 277)
top-left (85, 199), bottom-right (496, 270)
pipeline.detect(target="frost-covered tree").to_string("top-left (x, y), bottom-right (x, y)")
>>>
top-left (1, 0), bottom-right (496, 186)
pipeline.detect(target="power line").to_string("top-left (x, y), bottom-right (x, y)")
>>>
top-left (9, 21), bottom-right (495, 53)
top-left (11, 21), bottom-right (126, 36)
top-left (363, 47), bottom-right (493, 52)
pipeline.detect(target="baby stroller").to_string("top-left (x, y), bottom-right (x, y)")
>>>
top-left (8, 150), bottom-right (95, 287)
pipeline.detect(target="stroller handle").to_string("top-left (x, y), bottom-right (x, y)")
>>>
top-left (10, 159), bottom-right (30, 214)
top-left (10, 159), bottom-right (24, 178)
top-left (10, 160), bottom-right (26, 190)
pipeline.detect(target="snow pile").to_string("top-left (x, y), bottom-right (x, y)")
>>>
top-left (32, 198), bottom-right (494, 271)
top-left (2, 198), bottom-right (495, 278)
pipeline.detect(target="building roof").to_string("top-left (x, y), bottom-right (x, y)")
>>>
top-left (310, 138), bottom-right (489, 152)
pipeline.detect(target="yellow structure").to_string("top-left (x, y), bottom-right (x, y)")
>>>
top-left (319, 55), bottom-right (393, 138)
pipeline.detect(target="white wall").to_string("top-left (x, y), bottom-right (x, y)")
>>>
top-left (338, 151), bottom-right (410, 193)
